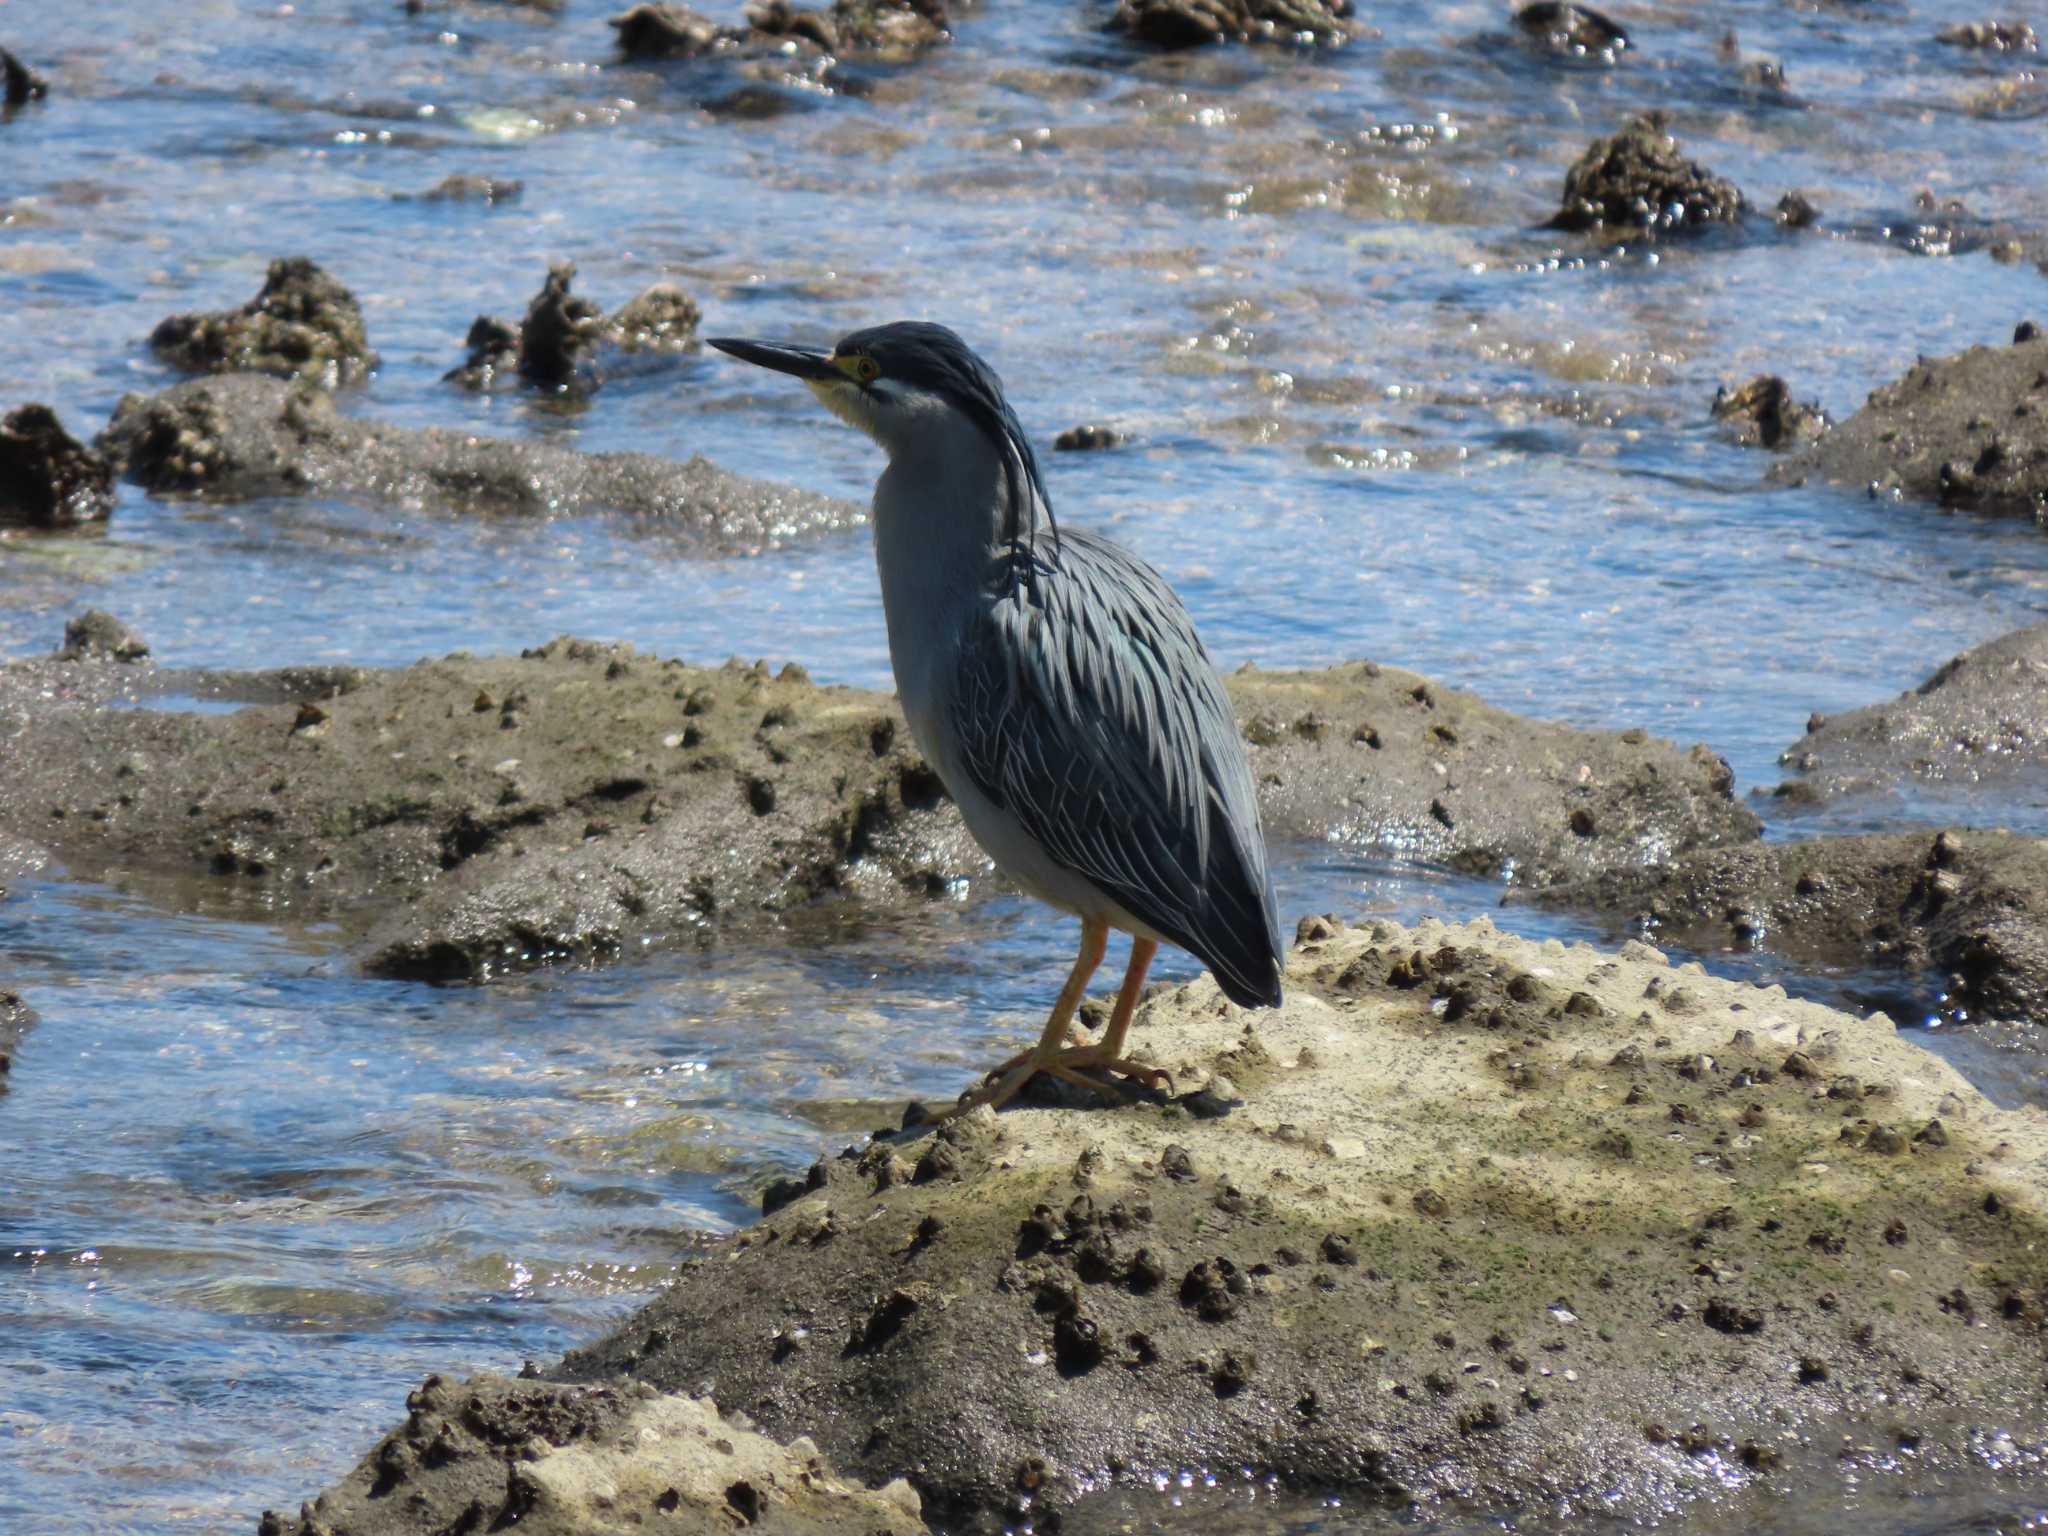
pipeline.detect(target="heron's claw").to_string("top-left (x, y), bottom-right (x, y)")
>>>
top-left (923, 1043), bottom-right (1171, 1123)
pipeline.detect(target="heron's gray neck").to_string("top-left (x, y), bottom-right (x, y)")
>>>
top-left (869, 413), bottom-right (1016, 734)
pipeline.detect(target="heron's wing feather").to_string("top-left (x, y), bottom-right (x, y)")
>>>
top-left (950, 528), bottom-right (1282, 1007)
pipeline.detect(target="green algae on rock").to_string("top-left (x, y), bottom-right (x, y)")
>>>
top-left (517, 916), bottom-right (2047, 1530)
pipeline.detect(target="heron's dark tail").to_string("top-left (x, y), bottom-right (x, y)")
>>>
top-left (1188, 801), bottom-right (1285, 1010)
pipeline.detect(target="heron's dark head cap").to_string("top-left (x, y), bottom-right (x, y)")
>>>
top-left (709, 321), bottom-right (1053, 537)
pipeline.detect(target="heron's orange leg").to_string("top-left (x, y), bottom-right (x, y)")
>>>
top-left (930, 917), bottom-right (1108, 1119)
top-left (1048, 937), bottom-right (1172, 1092)
top-left (928, 928), bottom-right (1173, 1122)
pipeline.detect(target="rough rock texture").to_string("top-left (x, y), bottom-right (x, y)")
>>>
top-left (260, 1372), bottom-right (928, 1536)
top-left (1937, 20), bottom-right (2037, 52)
top-left (149, 257), bottom-right (377, 388)
top-left (59, 609), bottom-right (149, 662)
top-left (510, 917), bottom-right (2048, 1531)
top-left (611, 0), bottom-right (949, 60)
top-left (1512, 1), bottom-right (1627, 60)
top-left (1529, 828), bottom-right (2048, 1026)
top-left (401, 174), bottom-right (523, 203)
top-left (0, 647), bottom-right (1756, 981)
top-left (1053, 423), bottom-right (1124, 452)
top-left (1773, 327), bottom-right (2048, 524)
top-left (0, 404), bottom-right (116, 527)
top-left (1711, 375), bottom-right (1829, 451)
top-left (1106, 0), bottom-right (1351, 50)
top-left (448, 265), bottom-right (701, 392)
top-left (0, 988), bottom-right (30, 1089)
top-left (2, 46), bottom-right (47, 109)
top-left (1233, 660), bottom-right (1757, 884)
top-left (1777, 623), bottom-right (2048, 803)
top-left (95, 374), bottom-right (856, 543)
top-left (606, 282), bottom-right (701, 351)
top-left (1547, 115), bottom-right (1746, 235)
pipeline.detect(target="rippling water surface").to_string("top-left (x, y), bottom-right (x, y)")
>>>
top-left (2, 0), bottom-right (2045, 1529)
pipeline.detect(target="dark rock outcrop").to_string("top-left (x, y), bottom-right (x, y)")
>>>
top-left (501, 920), bottom-right (2044, 1531)
top-left (1772, 326), bottom-right (2048, 524)
top-left (1776, 624), bottom-right (2048, 803)
top-left (611, 0), bottom-right (949, 60)
top-left (0, 405), bottom-right (116, 527)
top-left (1547, 114), bottom-right (1745, 235)
top-left (149, 257), bottom-right (377, 388)
top-left (95, 373), bottom-right (855, 544)
top-left (1711, 375), bottom-right (1830, 450)
top-left (1513, 2), bottom-right (1627, 60)
top-left (448, 265), bottom-right (702, 392)
top-left (59, 610), bottom-right (149, 662)
top-left (258, 1373), bottom-right (927, 1536)
top-left (1528, 828), bottom-right (2048, 1025)
top-left (0, 648), bottom-right (1757, 982)
top-left (1105, 0), bottom-right (1352, 51)
top-left (2, 45), bottom-right (47, 108)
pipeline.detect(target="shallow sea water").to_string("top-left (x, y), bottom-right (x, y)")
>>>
top-left (2, 0), bottom-right (2046, 1530)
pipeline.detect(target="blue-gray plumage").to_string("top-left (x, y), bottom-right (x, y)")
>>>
top-left (709, 322), bottom-right (1282, 1115)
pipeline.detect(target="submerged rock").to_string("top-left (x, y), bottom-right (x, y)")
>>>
top-left (467, 917), bottom-right (2048, 1530)
top-left (1547, 114), bottom-right (1746, 235)
top-left (149, 257), bottom-right (377, 388)
top-left (95, 373), bottom-right (853, 541)
top-left (1106, 0), bottom-right (1352, 51)
top-left (402, 173), bottom-right (524, 203)
top-left (1772, 325), bottom-right (2048, 523)
top-left (1711, 375), bottom-right (1829, 450)
top-left (259, 1372), bottom-right (927, 1536)
top-left (0, 404), bottom-right (116, 527)
top-left (0, 647), bottom-right (1755, 981)
top-left (1776, 624), bottom-right (2048, 801)
top-left (1528, 828), bottom-right (2048, 1025)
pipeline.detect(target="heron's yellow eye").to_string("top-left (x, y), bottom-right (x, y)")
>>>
top-left (833, 353), bottom-right (879, 385)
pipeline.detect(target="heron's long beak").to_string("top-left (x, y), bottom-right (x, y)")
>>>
top-left (706, 337), bottom-right (839, 381)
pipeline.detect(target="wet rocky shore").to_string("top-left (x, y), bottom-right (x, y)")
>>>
top-left (3, 609), bottom-right (2044, 1530)
top-left (6, 8), bottom-right (2048, 1529)
top-left (0, 635), bottom-right (1751, 981)
top-left (269, 915), bottom-right (2048, 1534)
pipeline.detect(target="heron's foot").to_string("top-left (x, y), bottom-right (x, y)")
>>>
top-left (924, 1044), bottom-right (1172, 1123)
top-left (979, 1024), bottom-right (1089, 1086)
top-left (1044, 1044), bottom-right (1174, 1097)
